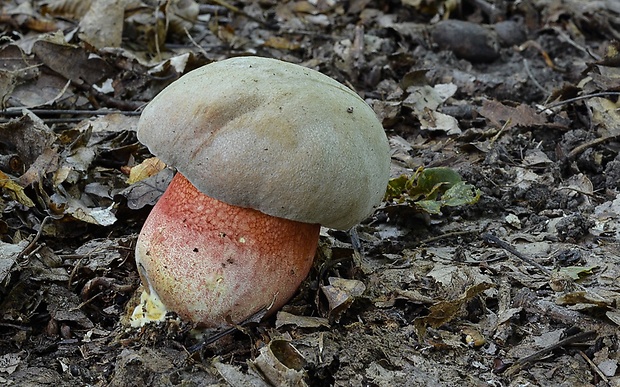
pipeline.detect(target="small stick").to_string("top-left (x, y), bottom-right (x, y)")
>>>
top-left (523, 59), bottom-right (549, 95)
top-left (567, 135), bottom-right (620, 160)
top-left (16, 216), bottom-right (52, 262)
top-left (578, 350), bottom-right (610, 384)
top-left (542, 92), bottom-right (620, 111)
top-left (489, 118), bottom-right (511, 145)
top-left (184, 27), bottom-right (209, 58)
top-left (0, 109), bottom-right (141, 116)
top-left (504, 331), bottom-right (597, 376)
top-left (187, 306), bottom-right (268, 353)
top-left (481, 233), bottom-right (551, 275)
top-left (419, 230), bottom-right (477, 244)
top-left (71, 80), bottom-right (145, 111)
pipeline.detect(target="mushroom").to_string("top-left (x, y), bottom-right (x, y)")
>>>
top-left (133, 56), bottom-right (390, 328)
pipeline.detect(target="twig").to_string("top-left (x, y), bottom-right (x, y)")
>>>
top-left (419, 230), bottom-right (509, 265)
top-left (183, 27), bottom-right (209, 58)
top-left (187, 306), bottom-right (268, 353)
top-left (489, 118), bottom-right (511, 146)
top-left (579, 350), bottom-right (610, 384)
top-left (0, 109), bottom-right (141, 116)
top-left (188, 326), bottom-right (236, 353)
top-left (543, 92), bottom-right (620, 111)
top-left (0, 322), bottom-right (32, 331)
top-left (0, 108), bottom-right (141, 124)
top-left (16, 216), bottom-right (52, 262)
top-left (567, 135), bottom-right (620, 160)
top-left (71, 80), bottom-right (145, 111)
top-left (553, 27), bottom-right (597, 59)
top-left (504, 331), bottom-right (597, 376)
top-left (73, 292), bottom-right (101, 310)
top-left (523, 59), bottom-right (549, 95)
top-left (419, 230), bottom-right (477, 244)
top-left (481, 233), bottom-right (551, 275)
top-left (513, 288), bottom-right (602, 330)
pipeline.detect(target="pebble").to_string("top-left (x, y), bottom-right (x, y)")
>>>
top-left (494, 20), bottom-right (527, 47)
top-left (431, 19), bottom-right (500, 63)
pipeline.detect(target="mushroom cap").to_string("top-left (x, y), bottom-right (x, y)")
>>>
top-left (137, 56), bottom-right (390, 230)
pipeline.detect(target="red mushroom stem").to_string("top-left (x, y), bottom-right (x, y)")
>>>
top-left (136, 173), bottom-right (320, 327)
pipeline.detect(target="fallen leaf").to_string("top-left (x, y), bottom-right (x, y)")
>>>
top-left (386, 167), bottom-right (481, 214)
top-left (0, 240), bottom-right (28, 285)
top-left (478, 99), bottom-right (547, 130)
top-left (78, 0), bottom-right (124, 49)
top-left (275, 311), bottom-right (330, 329)
top-left (0, 170), bottom-right (35, 207)
top-left (121, 168), bottom-right (173, 210)
top-left (32, 38), bottom-right (113, 85)
top-left (264, 36), bottom-right (301, 50)
top-left (213, 357), bottom-right (269, 387)
top-left (586, 97), bottom-right (620, 136)
top-left (0, 352), bottom-right (24, 375)
top-left (320, 277), bottom-right (366, 323)
top-left (127, 157), bottom-right (166, 184)
top-left (251, 339), bottom-right (307, 387)
top-left (64, 198), bottom-right (117, 226)
top-left (555, 291), bottom-right (613, 308)
top-left (414, 282), bottom-right (494, 339)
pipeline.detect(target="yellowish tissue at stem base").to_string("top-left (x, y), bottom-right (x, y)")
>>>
top-left (130, 287), bottom-right (168, 327)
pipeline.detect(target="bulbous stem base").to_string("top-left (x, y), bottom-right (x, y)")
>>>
top-left (134, 173), bottom-right (320, 328)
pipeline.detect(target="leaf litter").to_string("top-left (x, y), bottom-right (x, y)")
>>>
top-left (0, 0), bottom-right (620, 386)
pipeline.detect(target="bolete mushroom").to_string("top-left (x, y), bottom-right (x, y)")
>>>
top-left (133, 56), bottom-right (390, 328)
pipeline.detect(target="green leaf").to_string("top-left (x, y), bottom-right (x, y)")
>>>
top-left (384, 175), bottom-right (410, 201)
top-left (384, 167), bottom-right (481, 215)
top-left (416, 200), bottom-right (443, 214)
top-left (441, 182), bottom-right (481, 207)
top-left (409, 167), bottom-right (463, 199)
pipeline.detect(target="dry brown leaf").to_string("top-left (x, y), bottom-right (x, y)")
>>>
top-left (414, 282), bottom-right (494, 339)
top-left (212, 358), bottom-right (268, 386)
top-left (462, 325), bottom-right (486, 347)
top-left (0, 170), bottom-right (35, 207)
top-left (251, 339), bottom-right (307, 387)
top-left (263, 36), bottom-right (301, 51)
top-left (42, 0), bottom-right (93, 18)
top-left (0, 352), bottom-right (24, 375)
top-left (127, 157), bottom-right (166, 184)
top-left (404, 84), bottom-right (461, 134)
top-left (166, 0), bottom-right (199, 35)
top-left (479, 99), bottom-right (547, 130)
top-left (555, 291), bottom-right (613, 308)
top-left (320, 277), bottom-right (366, 323)
top-left (121, 167), bottom-right (173, 210)
top-left (32, 39), bottom-right (113, 85)
top-left (78, 0), bottom-right (124, 49)
top-left (63, 196), bottom-right (117, 226)
top-left (586, 97), bottom-right (620, 136)
top-left (275, 311), bottom-right (330, 329)
top-left (0, 240), bottom-right (28, 285)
